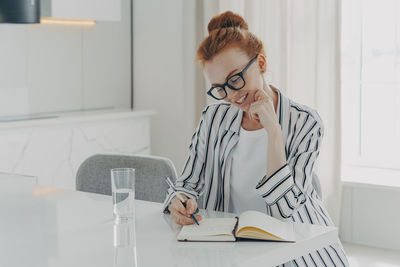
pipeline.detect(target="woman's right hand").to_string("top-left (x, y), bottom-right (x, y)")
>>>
top-left (168, 195), bottom-right (202, 225)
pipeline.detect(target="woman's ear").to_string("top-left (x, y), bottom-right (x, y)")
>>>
top-left (257, 54), bottom-right (267, 73)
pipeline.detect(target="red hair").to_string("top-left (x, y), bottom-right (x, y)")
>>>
top-left (196, 11), bottom-right (265, 66)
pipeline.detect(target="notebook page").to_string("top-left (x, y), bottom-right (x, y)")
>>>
top-left (177, 218), bottom-right (237, 240)
top-left (237, 210), bottom-right (295, 241)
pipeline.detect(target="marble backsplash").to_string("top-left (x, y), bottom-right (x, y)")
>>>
top-left (0, 110), bottom-right (153, 189)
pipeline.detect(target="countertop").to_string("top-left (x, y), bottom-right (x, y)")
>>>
top-left (0, 108), bottom-right (156, 129)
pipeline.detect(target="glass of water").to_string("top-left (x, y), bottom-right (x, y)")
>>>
top-left (113, 220), bottom-right (137, 267)
top-left (111, 168), bottom-right (135, 222)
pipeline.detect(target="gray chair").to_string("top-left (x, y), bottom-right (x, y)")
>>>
top-left (76, 154), bottom-right (177, 203)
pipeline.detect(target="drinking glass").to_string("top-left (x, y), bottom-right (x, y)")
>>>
top-left (113, 220), bottom-right (137, 267)
top-left (111, 168), bottom-right (135, 221)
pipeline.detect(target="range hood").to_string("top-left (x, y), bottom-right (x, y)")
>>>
top-left (0, 0), bottom-right (40, 23)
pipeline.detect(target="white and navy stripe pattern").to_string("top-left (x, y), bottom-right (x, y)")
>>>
top-left (163, 87), bottom-right (349, 266)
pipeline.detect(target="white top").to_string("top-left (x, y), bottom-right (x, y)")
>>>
top-left (229, 125), bottom-right (268, 214)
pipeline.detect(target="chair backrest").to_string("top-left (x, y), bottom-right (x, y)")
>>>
top-left (312, 172), bottom-right (322, 199)
top-left (76, 154), bottom-right (177, 203)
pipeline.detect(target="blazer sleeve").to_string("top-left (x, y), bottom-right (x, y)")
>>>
top-left (162, 108), bottom-right (208, 214)
top-left (254, 117), bottom-right (324, 220)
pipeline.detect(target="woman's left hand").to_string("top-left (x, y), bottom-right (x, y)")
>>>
top-left (248, 89), bottom-right (280, 134)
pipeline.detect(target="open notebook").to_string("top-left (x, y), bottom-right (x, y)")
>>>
top-left (177, 210), bottom-right (296, 242)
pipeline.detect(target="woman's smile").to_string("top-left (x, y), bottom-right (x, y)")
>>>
top-left (231, 90), bottom-right (257, 111)
top-left (234, 93), bottom-right (248, 106)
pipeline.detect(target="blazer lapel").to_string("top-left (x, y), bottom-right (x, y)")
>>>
top-left (218, 106), bottom-right (242, 211)
top-left (272, 85), bottom-right (290, 160)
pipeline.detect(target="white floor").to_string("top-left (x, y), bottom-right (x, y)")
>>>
top-left (343, 242), bottom-right (400, 267)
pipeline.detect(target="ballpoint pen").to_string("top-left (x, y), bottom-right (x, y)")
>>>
top-left (165, 177), bottom-right (199, 226)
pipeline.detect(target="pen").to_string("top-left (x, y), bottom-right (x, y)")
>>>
top-left (165, 177), bottom-right (199, 226)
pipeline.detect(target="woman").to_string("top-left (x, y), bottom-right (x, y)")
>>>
top-left (163, 11), bottom-right (348, 267)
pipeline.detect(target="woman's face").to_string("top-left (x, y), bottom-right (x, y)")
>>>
top-left (204, 46), bottom-right (265, 114)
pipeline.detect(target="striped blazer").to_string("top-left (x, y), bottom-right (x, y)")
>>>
top-left (163, 87), bottom-right (348, 267)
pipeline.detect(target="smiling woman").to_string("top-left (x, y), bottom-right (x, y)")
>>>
top-left (163, 11), bottom-right (349, 267)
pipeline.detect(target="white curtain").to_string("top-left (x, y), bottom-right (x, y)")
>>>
top-left (200, 0), bottom-right (342, 225)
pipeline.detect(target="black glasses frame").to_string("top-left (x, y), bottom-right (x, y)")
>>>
top-left (207, 54), bottom-right (258, 100)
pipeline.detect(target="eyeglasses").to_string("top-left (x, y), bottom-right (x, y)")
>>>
top-left (207, 55), bottom-right (258, 100)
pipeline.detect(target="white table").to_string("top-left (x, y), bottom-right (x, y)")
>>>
top-left (0, 182), bottom-right (338, 267)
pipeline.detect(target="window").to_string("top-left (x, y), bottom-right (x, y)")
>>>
top-left (341, 0), bottom-right (400, 186)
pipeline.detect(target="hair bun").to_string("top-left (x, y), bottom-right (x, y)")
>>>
top-left (207, 11), bottom-right (248, 34)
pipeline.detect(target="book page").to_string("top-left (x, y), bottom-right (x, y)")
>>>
top-left (177, 218), bottom-right (237, 241)
top-left (237, 210), bottom-right (295, 241)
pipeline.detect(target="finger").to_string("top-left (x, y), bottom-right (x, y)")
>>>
top-left (186, 199), bottom-right (197, 214)
top-left (170, 197), bottom-right (187, 215)
top-left (175, 192), bottom-right (188, 203)
top-left (171, 211), bottom-right (196, 225)
top-left (250, 104), bottom-right (263, 124)
top-left (186, 214), bottom-right (203, 224)
top-left (255, 89), bottom-right (269, 102)
top-left (170, 211), bottom-right (184, 225)
top-left (170, 210), bottom-right (184, 223)
top-left (254, 90), bottom-right (261, 101)
top-left (249, 103), bottom-right (259, 118)
top-left (247, 110), bottom-right (253, 122)
top-left (255, 89), bottom-right (265, 101)
top-left (249, 110), bottom-right (254, 121)
top-left (248, 105), bottom-right (256, 121)
top-left (195, 214), bottom-right (202, 222)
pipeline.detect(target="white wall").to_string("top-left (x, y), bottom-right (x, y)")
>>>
top-left (133, 0), bottom-right (206, 172)
top-left (0, 0), bottom-right (203, 174)
top-left (0, 0), bottom-right (131, 117)
top-left (340, 182), bottom-right (400, 251)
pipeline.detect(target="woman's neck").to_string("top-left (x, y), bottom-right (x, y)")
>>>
top-left (242, 83), bottom-right (278, 131)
